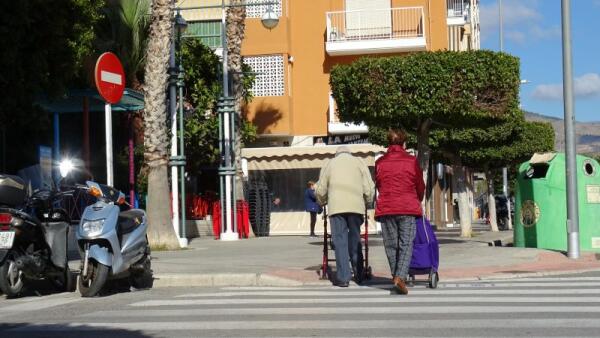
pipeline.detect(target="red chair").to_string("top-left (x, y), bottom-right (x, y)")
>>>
top-left (236, 200), bottom-right (250, 239)
top-left (211, 202), bottom-right (221, 240)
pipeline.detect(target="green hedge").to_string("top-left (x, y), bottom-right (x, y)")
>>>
top-left (330, 50), bottom-right (521, 130)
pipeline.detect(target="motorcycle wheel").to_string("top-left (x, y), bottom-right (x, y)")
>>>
top-left (50, 267), bottom-right (75, 293)
top-left (498, 217), bottom-right (509, 231)
top-left (50, 253), bottom-right (76, 292)
top-left (0, 254), bottom-right (25, 298)
top-left (130, 255), bottom-right (153, 289)
top-left (78, 260), bottom-right (109, 297)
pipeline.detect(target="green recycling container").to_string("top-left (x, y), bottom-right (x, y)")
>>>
top-left (514, 152), bottom-right (600, 252)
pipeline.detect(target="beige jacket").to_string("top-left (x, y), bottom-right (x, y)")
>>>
top-left (316, 152), bottom-right (375, 216)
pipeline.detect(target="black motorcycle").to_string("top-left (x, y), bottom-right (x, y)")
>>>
top-left (0, 174), bottom-right (75, 297)
top-left (494, 195), bottom-right (510, 231)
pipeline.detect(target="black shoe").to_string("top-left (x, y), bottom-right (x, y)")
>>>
top-left (335, 280), bottom-right (349, 287)
top-left (352, 266), bottom-right (364, 285)
top-left (353, 274), bottom-right (363, 285)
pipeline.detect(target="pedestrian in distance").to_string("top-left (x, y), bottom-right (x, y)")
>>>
top-left (316, 146), bottom-right (375, 287)
top-left (304, 181), bottom-right (320, 237)
top-left (375, 129), bottom-right (425, 295)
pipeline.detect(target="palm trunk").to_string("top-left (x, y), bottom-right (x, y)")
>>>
top-left (142, 0), bottom-right (179, 249)
top-left (226, 0), bottom-right (247, 201)
top-left (486, 169), bottom-right (499, 232)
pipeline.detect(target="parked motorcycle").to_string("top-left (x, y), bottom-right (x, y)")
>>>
top-left (75, 181), bottom-right (152, 297)
top-left (0, 174), bottom-right (75, 297)
top-left (495, 195), bottom-right (510, 231)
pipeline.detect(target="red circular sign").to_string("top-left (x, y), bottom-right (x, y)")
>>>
top-left (94, 52), bottom-right (125, 104)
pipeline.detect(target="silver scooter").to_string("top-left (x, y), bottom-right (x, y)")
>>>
top-left (75, 181), bottom-right (152, 297)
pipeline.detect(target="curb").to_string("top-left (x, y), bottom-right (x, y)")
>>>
top-left (153, 273), bottom-right (332, 288)
top-left (152, 266), bottom-right (600, 288)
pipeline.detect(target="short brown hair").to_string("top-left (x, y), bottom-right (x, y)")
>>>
top-left (388, 129), bottom-right (407, 146)
top-left (307, 180), bottom-right (315, 188)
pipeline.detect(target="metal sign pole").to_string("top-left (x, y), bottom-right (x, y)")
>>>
top-left (105, 103), bottom-right (114, 186)
top-left (561, 0), bottom-right (579, 259)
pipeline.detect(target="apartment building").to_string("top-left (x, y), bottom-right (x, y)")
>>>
top-left (180, 0), bottom-right (480, 233)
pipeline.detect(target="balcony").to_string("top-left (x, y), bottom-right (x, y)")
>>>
top-left (325, 7), bottom-right (426, 56)
top-left (447, 0), bottom-right (470, 26)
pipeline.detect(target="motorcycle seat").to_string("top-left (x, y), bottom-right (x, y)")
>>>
top-left (118, 210), bottom-right (145, 235)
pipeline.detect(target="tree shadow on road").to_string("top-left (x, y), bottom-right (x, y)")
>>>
top-left (0, 323), bottom-right (150, 338)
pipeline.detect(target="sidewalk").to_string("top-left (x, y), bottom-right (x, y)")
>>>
top-left (148, 228), bottom-right (600, 288)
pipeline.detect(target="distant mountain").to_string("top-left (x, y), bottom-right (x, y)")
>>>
top-left (525, 112), bottom-right (600, 155)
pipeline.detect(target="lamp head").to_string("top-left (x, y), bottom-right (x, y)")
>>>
top-left (175, 12), bottom-right (188, 35)
top-left (261, 6), bottom-right (279, 29)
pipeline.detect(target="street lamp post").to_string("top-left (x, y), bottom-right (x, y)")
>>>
top-left (217, 1), bottom-right (279, 241)
top-left (561, 0), bottom-right (580, 259)
top-left (175, 1), bottom-right (279, 242)
top-left (169, 10), bottom-right (188, 247)
top-left (499, 0), bottom-right (503, 52)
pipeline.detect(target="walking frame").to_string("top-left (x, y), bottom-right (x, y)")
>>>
top-left (319, 205), bottom-right (373, 281)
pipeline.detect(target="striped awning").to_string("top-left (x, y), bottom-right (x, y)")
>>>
top-left (242, 144), bottom-right (386, 170)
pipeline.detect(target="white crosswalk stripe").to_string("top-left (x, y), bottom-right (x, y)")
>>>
top-left (3, 276), bottom-right (600, 337)
top-left (0, 292), bottom-right (83, 313)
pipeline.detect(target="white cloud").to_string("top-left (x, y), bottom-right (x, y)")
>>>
top-left (480, 0), bottom-right (558, 44)
top-left (505, 30), bottom-right (526, 44)
top-left (480, 0), bottom-right (542, 33)
top-left (530, 25), bottom-right (561, 40)
top-left (532, 73), bottom-right (600, 100)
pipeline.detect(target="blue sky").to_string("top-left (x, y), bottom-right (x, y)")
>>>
top-left (480, 0), bottom-right (600, 121)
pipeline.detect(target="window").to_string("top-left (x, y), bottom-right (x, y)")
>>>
top-left (185, 21), bottom-right (222, 49)
top-left (245, 0), bottom-right (282, 18)
top-left (244, 55), bottom-right (285, 97)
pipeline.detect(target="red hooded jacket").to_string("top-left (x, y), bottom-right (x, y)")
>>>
top-left (375, 145), bottom-right (425, 218)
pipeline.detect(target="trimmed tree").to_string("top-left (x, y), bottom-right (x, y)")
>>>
top-left (330, 51), bottom-right (521, 237)
top-left (435, 116), bottom-right (555, 236)
top-left (330, 51), bottom-right (521, 183)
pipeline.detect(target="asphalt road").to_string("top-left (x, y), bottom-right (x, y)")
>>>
top-left (1, 272), bottom-right (600, 337)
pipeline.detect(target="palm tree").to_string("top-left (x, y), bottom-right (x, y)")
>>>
top-left (142, 0), bottom-right (180, 249)
top-left (98, 0), bottom-right (151, 89)
top-left (226, 0), bottom-right (247, 201)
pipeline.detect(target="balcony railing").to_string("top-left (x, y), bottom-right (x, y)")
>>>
top-left (325, 7), bottom-right (426, 56)
top-left (447, 0), bottom-right (470, 24)
top-left (327, 7), bottom-right (424, 43)
top-left (447, 0), bottom-right (468, 17)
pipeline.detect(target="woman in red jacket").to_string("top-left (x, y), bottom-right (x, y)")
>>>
top-left (375, 129), bottom-right (425, 295)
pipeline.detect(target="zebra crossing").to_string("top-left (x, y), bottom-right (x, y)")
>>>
top-left (2, 276), bottom-right (600, 337)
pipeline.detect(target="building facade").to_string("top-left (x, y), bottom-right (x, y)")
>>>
top-left (181, 0), bottom-right (480, 146)
top-left (179, 0), bottom-right (480, 233)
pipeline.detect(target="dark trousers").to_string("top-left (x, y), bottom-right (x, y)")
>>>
top-left (380, 215), bottom-right (416, 279)
top-left (309, 211), bottom-right (317, 235)
top-left (330, 213), bottom-right (364, 283)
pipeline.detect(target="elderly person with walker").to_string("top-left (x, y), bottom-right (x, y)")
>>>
top-left (316, 146), bottom-right (375, 287)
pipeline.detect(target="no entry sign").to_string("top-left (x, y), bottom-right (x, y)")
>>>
top-left (94, 52), bottom-right (125, 104)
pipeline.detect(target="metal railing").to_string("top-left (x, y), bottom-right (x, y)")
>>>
top-left (447, 0), bottom-right (468, 18)
top-left (326, 7), bottom-right (424, 43)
